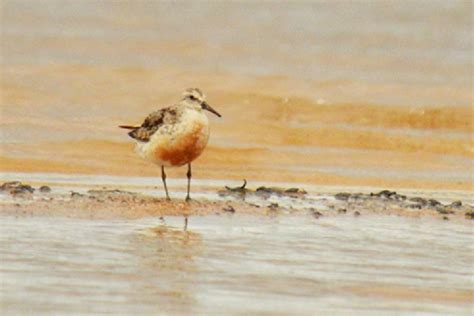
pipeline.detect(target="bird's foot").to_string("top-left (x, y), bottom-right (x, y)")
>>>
top-left (185, 196), bottom-right (191, 203)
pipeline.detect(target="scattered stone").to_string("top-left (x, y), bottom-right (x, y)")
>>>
top-left (253, 185), bottom-right (308, 198)
top-left (0, 181), bottom-right (35, 195)
top-left (465, 212), bottom-right (474, 220)
top-left (335, 192), bottom-right (351, 201)
top-left (39, 185), bottom-right (51, 193)
top-left (449, 201), bottom-right (462, 208)
top-left (372, 190), bottom-right (397, 199)
top-left (88, 189), bottom-right (136, 196)
top-left (70, 192), bottom-right (84, 198)
top-left (408, 197), bottom-right (427, 206)
top-left (0, 180), bottom-right (470, 221)
top-left (220, 181), bottom-right (306, 200)
top-left (256, 186), bottom-right (276, 194)
top-left (428, 199), bottom-right (441, 207)
top-left (370, 190), bottom-right (407, 201)
top-left (256, 186), bottom-right (291, 196)
top-left (0, 181), bottom-right (21, 191)
top-left (223, 205), bottom-right (236, 213)
top-left (10, 188), bottom-right (32, 196)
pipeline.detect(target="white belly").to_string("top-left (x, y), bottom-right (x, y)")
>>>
top-left (135, 110), bottom-right (210, 167)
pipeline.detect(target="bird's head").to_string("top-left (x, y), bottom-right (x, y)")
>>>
top-left (183, 88), bottom-right (221, 117)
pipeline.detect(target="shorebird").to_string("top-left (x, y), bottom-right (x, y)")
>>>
top-left (119, 88), bottom-right (221, 202)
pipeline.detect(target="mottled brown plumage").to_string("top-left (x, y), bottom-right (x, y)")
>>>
top-left (127, 106), bottom-right (180, 142)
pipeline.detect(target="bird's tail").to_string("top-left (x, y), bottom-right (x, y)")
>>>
top-left (118, 125), bottom-right (139, 130)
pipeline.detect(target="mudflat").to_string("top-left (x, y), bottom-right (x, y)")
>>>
top-left (1, 179), bottom-right (472, 222)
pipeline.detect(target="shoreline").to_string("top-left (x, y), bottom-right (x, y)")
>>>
top-left (1, 176), bottom-right (473, 222)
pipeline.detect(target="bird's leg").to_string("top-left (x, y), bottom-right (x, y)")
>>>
top-left (161, 165), bottom-right (171, 200)
top-left (184, 216), bottom-right (188, 231)
top-left (185, 163), bottom-right (192, 202)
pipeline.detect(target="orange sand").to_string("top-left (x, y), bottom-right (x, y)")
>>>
top-left (1, 64), bottom-right (473, 192)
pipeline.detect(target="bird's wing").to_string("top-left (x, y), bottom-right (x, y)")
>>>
top-left (123, 106), bottom-right (179, 142)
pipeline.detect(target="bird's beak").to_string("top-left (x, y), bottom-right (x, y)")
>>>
top-left (202, 102), bottom-right (222, 117)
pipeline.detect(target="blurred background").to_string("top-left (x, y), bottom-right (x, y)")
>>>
top-left (1, 0), bottom-right (472, 190)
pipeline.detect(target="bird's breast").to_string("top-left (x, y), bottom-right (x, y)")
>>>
top-left (139, 111), bottom-right (210, 167)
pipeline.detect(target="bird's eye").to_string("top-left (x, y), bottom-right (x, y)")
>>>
top-left (189, 95), bottom-right (196, 100)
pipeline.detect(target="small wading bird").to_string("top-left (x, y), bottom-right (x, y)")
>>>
top-left (119, 88), bottom-right (221, 202)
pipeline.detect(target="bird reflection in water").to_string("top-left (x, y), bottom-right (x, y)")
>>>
top-left (131, 220), bottom-right (203, 313)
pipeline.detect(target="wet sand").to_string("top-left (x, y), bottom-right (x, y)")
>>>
top-left (1, 178), bottom-right (473, 222)
top-left (1, 64), bottom-right (473, 191)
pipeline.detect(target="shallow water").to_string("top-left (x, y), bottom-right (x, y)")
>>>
top-left (1, 214), bottom-right (472, 315)
top-left (3, 0), bottom-right (471, 93)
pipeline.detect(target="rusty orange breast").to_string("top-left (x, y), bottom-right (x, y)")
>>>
top-left (154, 122), bottom-right (209, 167)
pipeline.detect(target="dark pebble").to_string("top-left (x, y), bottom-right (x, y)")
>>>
top-left (71, 192), bottom-right (84, 198)
top-left (428, 199), bottom-right (441, 207)
top-left (354, 211), bottom-right (361, 217)
top-left (373, 190), bottom-right (397, 199)
top-left (409, 197), bottom-right (427, 206)
top-left (1, 181), bottom-right (35, 195)
top-left (39, 185), bottom-right (51, 193)
top-left (465, 211), bottom-right (474, 220)
top-left (12, 187), bottom-right (35, 195)
top-left (256, 186), bottom-right (274, 193)
top-left (335, 193), bottom-right (351, 201)
top-left (442, 216), bottom-right (449, 221)
top-left (337, 208), bottom-right (347, 214)
top-left (0, 181), bottom-right (21, 191)
top-left (312, 211), bottom-right (323, 219)
top-left (450, 201), bottom-right (462, 208)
